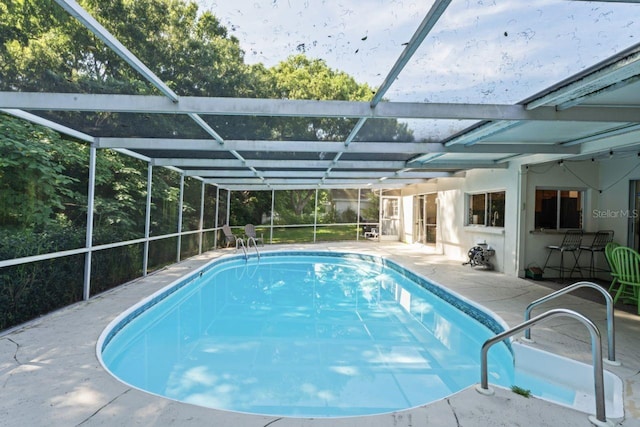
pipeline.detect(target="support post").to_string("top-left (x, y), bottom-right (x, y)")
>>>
top-left (177, 174), bottom-right (184, 262)
top-left (270, 189), bottom-right (275, 244)
top-left (313, 188), bottom-right (319, 243)
top-left (357, 188), bottom-right (362, 240)
top-left (198, 181), bottom-right (205, 254)
top-left (82, 146), bottom-right (97, 301)
top-left (226, 190), bottom-right (231, 226)
top-left (143, 163), bottom-right (152, 276)
top-left (378, 189), bottom-right (383, 240)
top-left (214, 186), bottom-right (220, 249)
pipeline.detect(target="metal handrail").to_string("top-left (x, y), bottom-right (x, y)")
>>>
top-left (236, 238), bottom-right (247, 259)
top-left (476, 308), bottom-right (608, 426)
top-left (246, 236), bottom-right (261, 259)
top-left (523, 281), bottom-right (618, 365)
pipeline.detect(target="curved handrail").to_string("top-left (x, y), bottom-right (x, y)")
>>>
top-left (523, 281), bottom-right (617, 365)
top-left (246, 236), bottom-right (260, 259)
top-left (477, 308), bottom-right (608, 426)
top-left (236, 238), bottom-right (247, 259)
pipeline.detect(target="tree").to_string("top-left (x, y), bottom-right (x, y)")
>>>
top-left (0, 114), bottom-right (81, 230)
top-left (229, 190), bottom-right (272, 226)
top-left (1, 0), bottom-right (413, 235)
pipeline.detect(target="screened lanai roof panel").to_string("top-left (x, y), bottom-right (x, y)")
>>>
top-left (479, 121), bottom-right (631, 144)
top-left (132, 150), bottom-right (238, 160)
top-left (432, 152), bottom-right (512, 162)
top-left (26, 111), bottom-right (211, 138)
top-left (353, 118), bottom-right (417, 142)
top-left (238, 151), bottom-right (338, 161)
top-left (2, 0), bottom-right (640, 192)
top-left (199, 114), bottom-right (363, 141)
top-left (398, 118), bottom-right (483, 142)
top-left (406, 1), bottom-right (637, 104)
top-left (384, 1), bottom-right (640, 118)
top-left (205, 1), bottom-right (431, 87)
top-left (340, 152), bottom-right (416, 162)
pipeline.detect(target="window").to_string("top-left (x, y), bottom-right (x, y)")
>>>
top-left (466, 191), bottom-right (505, 227)
top-left (534, 189), bottom-right (583, 230)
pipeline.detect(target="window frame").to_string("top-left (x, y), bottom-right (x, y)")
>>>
top-left (465, 190), bottom-right (506, 228)
top-left (534, 187), bottom-right (584, 230)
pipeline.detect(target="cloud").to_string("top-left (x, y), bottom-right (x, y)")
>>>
top-left (197, 0), bottom-right (639, 138)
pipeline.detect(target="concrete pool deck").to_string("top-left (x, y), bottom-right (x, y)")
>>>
top-left (2, 241), bottom-right (640, 427)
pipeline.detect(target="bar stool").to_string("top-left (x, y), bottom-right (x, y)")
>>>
top-left (574, 230), bottom-right (614, 279)
top-left (542, 230), bottom-right (583, 282)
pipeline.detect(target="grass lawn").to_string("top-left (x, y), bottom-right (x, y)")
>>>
top-left (256, 225), bottom-right (366, 244)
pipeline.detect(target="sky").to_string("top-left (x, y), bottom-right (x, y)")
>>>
top-left (195, 1), bottom-right (639, 140)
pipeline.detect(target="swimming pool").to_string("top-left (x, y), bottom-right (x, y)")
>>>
top-left (98, 251), bottom-right (516, 417)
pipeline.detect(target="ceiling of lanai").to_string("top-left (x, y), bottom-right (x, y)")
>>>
top-left (2, 0), bottom-right (640, 190)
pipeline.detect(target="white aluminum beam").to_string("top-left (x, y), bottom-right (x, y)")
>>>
top-left (97, 137), bottom-right (437, 153)
top-left (371, 0), bottom-right (451, 106)
top-left (444, 122), bottom-right (524, 147)
top-left (176, 174), bottom-right (184, 262)
top-left (562, 123), bottom-right (640, 147)
top-left (326, 171), bottom-right (453, 178)
top-left (82, 146), bottom-right (97, 300)
top-left (187, 113), bottom-right (224, 143)
top-left (189, 170), bottom-right (453, 179)
top-left (97, 137), bottom-right (578, 155)
top-left (207, 177), bottom-right (428, 186)
top-left (152, 158), bottom-right (404, 169)
top-left (526, 49), bottom-right (640, 110)
top-left (218, 182), bottom-right (419, 191)
top-left (143, 164), bottom-right (152, 276)
top-left (1, 108), bottom-right (94, 143)
top-left (1, 109), bottom-right (154, 162)
top-left (183, 169), bottom-right (265, 178)
top-left (4, 92), bottom-right (639, 123)
top-left (412, 153), bottom-right (445, 164)
top-left (405, 161), bottom-right (507, 170)
top-left (556, 75), bottom-right (640, 111)
top-left (152, 157), bottom-right (505, 170)
top-left (205, 178), bottom-right (268, 185)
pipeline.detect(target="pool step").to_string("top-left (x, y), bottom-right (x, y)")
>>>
top-left (511, 342), bottom-right (623, 419)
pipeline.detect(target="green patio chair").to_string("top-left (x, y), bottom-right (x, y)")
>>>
top-left (610, 246), bottom-right (640, 315)
top-left (605, 241), bottom-right (621, 293)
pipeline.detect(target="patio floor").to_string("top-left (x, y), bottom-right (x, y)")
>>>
top-left (2, 242), bottom-right (640, 426)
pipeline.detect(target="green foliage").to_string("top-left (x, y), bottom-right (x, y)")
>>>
top-left (91, 149), bottom-right (150, 243)
top-left (0, 114), bottom-right (81, 230)
top-left (0, 0), bottom-right (412, 331)
top-left (340, 207), bottom-right (358, 223)
top-left (362, 191), bottom-right (380, 221)
top-left (229, 190), bottom-right (272, 226)
top-left (274, 190), bottom-right (317, 225)
top-left (511, 385), bottom-right (532, 398)
top-left (0, 226), bottom-right (85, 329)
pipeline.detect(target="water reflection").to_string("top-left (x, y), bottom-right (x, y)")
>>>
top-left (102, 255), bottom-right (513, 417)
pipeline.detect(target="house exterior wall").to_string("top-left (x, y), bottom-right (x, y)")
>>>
top-left (520, 160), bottom-right (598, 277)
top-left (399, 156), bottom-right (638, 279)
top-left (401, 166), bottom-right (519, 275)
top-left (597, 156), bottom-right (640, 248)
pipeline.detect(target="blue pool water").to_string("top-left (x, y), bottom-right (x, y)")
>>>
top-left (99, 252), bottom-right (517, 417)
